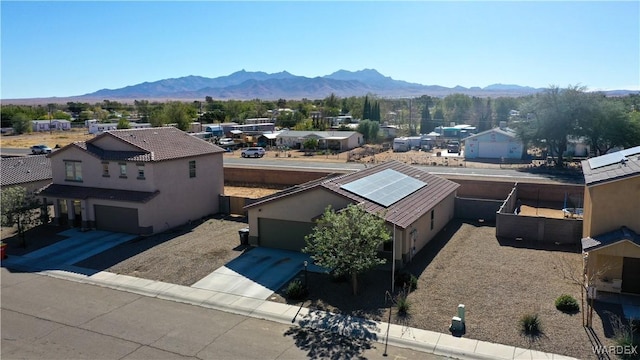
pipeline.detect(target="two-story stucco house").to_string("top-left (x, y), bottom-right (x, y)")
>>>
top-left (39, 127), bottom-right (225, 235)
top-left (580, 146), bottom-right (640, 295)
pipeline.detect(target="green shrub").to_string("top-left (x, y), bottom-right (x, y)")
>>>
top-left (285, 279), bottom-right (308, 300)
top-left (395, 293), bottom-right (411, 317)
top-left (555, 294), bottom-right (580, 313)
top-left (395, 272), bottom-right (418, 291)
top-left (520, 313), bottom-right (542, 336)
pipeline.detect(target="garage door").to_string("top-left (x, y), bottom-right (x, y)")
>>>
top-left (258, 218), bottom-right (314, 252)
top-left (478, 142), bottom-right (509, 158)
top-left (622, 257), bottom-right (640, 294)
top-left (94, 205), bottom-right (139, 234)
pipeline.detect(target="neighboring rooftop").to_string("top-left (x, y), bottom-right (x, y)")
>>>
top-left (581, 146), bottom-right (640, 186)
top-left (0, 155), bottom-right (52, 187)
top-left (581, 226), bottom-right (640, 252)
top-left (246, 160), bottom-right (460, 229)
top-left (54, 127), bottom-right (226, 162)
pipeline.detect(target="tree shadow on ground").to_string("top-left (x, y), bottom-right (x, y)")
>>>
top-left (2, 224), bottom-right (67, 256)
top-left (277, 269), bottom-right (389, 321)
top-left (284, 309), bottom-right (379, 360)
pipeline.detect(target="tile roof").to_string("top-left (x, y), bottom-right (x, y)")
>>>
top-left (246, 160), bottom-right (460, 229)
top-left (55, 127), bottom-right (226, 162)
top-left (581, 146), bottom-right (640, 186)
top-left (38, 184), bottom-right (159, 203)
top-left (581, 226), bottom-right (640, 252)
top-left (1, 155), bottom-right (52, 186)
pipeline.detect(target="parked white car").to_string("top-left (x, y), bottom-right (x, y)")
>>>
top-left (241, 147), bottom-right (266, 158)
top-left (31, 144), bottom-right (52, 154)
top-left (218, 138), bottom-right (235, 146)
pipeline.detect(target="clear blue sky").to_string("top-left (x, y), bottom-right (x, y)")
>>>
top-left (1, 1), bottom-right (639, 99)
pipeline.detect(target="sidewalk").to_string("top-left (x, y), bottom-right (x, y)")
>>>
top-left (2, 256), bottom-right (578, 360)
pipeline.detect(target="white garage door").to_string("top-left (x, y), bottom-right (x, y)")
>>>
top-left (478, 142), bottom-right (509, 158)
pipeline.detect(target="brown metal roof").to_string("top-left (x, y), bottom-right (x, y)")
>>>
top-left (38, 183), bottom-right (159, 203)
top-left (246, 160), bottom-right (459, 229)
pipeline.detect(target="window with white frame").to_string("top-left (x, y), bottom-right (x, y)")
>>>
top-left (119, 162), bottom-right (127, 178)
top-left (64, 161), bottom-right (82, 181)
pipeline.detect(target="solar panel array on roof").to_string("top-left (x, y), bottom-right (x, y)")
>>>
top-left (340, 169), bottom-right (427, 207)
top-left (587, 147), bottom-right (640, 170)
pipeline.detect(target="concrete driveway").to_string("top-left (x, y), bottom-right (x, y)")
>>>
top-left (3, 228), bottom-right (137, 269)
top-left (192, 247), bottom-right (324, 300)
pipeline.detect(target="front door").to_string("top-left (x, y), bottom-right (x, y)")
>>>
top-left (621, 257), bottom-right (640, 294)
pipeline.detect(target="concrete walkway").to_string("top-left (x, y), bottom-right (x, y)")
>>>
top-left (193, 247), bottom-right (322, 300)
top-left (2, 254), bottom-right (578, 360)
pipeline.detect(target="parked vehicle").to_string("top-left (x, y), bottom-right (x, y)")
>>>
top-left (218, 138), bottom-right (235, 146)
top-left (447, 142), bottom-right (460, 153)
top-left (241, 147), bottom-right (265, 158)
top-left (31, 144), bottom-right (52, 154)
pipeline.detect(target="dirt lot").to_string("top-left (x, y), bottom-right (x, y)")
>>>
top-left (1, 128), bottom-right (94, 149)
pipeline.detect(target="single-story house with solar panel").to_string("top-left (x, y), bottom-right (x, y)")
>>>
top-left (580, 146), bottom-right (640, 295)
top-left (39, 127), bottom-right (225, 234)
top-left (275, 130), bottom-right (363, 151)
top-left (244, 160), bottom-right (460, 267)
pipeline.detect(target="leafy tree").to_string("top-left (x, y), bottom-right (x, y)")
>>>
top-left (576, 95), bottom-right (640, 156)
top-left (443, 93), bottom-right (472, 124)
top-left (276, 98), bottom-right (287, 108)
top-left (433, 106), bottom-right (445, 128)
top-left (303, 138), bottom-right (318, 150)
top-left (419, 96), bottom-right (433, 134)
top-left (303, 204), bottom-right (390, 295)
top-left (11, 113), bottom-right (32, 134)
top-left (51, 110), bottom-right (71, 120)
top-left (1, 187), bottom-right (45, 248)
top-left (357, 119), bottom-right (379, 143)
top-left (117, 118), bottom-right (131, 129)
top-left (523, 85), bottom-right (587, 167)
top-left (363, 96), bottom-right (371, 120)
top-left (162, 101), bottom-right (195, 131)
top-left (494, 97), bottom-right (520, 125)
top-left (293, 118), bottom-right (313, 130)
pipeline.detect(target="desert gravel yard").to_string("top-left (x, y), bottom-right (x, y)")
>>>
top-left (271, 220), bottom-right (617, 359)
top-left (3, 215), bottom-right (621, 359)
top-left (75, 214), bottom-right (249, 286)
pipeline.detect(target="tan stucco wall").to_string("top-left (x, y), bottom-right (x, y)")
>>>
top-left (49, 144), bottom-right (224, 234)
top-left (583, 176), bottom-right (640, 237)
top-left (399, 192), bottom-right (456, 262)
top-left (139, 153), bottom-right (223, 231)
top-left (247, 187), bottom-right (353, 238)
top-left (586, 241), bottom-right (640, 283)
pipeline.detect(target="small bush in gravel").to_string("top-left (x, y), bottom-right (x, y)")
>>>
top-left (520, 313), bottom-right (543, 336)
top-left (395, 292), bottom-right (411, 317)
top-left (555, 294), bottom-right (580, 313)
top-left (285, 280), bottom-right (308, 300)
top-left (395, 272), bottom-right (418, 291)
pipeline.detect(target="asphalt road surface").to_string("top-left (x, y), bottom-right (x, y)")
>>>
top-left (1, 146), bottom-right (583, 184)
top-left (1, 268), bottom-right (446, 360)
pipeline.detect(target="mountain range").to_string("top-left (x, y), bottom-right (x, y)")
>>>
top-left (6, 69), bottom-right (638, 104)
top-left (83, 69), bottom-right (543, 100)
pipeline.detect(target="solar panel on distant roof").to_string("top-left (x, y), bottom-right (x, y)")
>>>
top-left (587, 146), bottom-right (640, 170)
top-left (340, 169), bottom-right (426, 207)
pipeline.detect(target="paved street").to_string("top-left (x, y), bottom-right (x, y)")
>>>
top-left (1, 268), bottom-right (446, 360)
